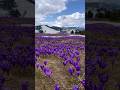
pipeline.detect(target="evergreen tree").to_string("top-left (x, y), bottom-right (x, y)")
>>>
top-left (39, 30), bottom-right (43, 33)
top-left (71, 30), bottom-right (74, 34)
top-left (75, 30), bottom-right (78, 34)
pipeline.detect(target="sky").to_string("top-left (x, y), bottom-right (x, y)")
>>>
top-left (35, 0), bottom-right (85, 28)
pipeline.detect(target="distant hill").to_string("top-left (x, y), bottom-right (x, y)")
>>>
top-left (45, 25), bottom-right (62, 31)
top-left (35, 25), bottom-right (85, 34)
top-left (63, 27), bottom-right (84, 31)
top-left (35, 25), bottom-right (60, 34)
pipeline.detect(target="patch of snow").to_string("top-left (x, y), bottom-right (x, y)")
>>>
top-left (40, 35), bottom-right (85, 38)
top-left (35, 30), bottom-right (39, 33)
top-left (41, 25), bottom-right (60, 34)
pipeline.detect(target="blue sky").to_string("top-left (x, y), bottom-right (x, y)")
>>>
top-left (47, 0), bottom-right (85, 21)
top-left (35, 0), bottom-right (85, 27)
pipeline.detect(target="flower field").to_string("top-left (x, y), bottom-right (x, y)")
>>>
top-left (0, 30), bottom-right (35, 90)
top-left (35, 35), bottom-right (85, 90)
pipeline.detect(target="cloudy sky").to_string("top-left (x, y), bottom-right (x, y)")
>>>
top-left (35, 0), bottom-right (85, 27)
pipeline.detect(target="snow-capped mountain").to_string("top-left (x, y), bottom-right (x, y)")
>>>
top-left (41, 25), bottom-right (60, 34)
top-left (35, 25), bottom-right (60, 34)
top-left (35, 25), bottom-right (85, 34)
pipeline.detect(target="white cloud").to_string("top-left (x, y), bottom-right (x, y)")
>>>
top-left (35, 0), bottom-right (85, 28)
top-left (54, 12), bottom-right (85, 27)
top-left (35, 0), bottom-right (67, 25)
top-left (37, 12), bottom-right (85, 28)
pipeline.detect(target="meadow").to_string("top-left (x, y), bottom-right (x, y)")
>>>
top-left (35, 35), bottom-right (85, 90)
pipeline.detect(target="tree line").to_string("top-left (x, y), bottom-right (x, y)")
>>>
top-left (71, 30), bottom-right (85, 35)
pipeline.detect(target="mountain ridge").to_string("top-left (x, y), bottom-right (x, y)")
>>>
top-left (35, 25), bottom-right (85, 34)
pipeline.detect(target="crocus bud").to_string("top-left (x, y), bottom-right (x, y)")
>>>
top-left (72, 85), bottom-right (79, 90)
top-left (54, 83), bottom-right (60, 90)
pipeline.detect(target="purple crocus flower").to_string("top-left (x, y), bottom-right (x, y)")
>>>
top-left (81, 80), bottom-right (85, 86)
top-left (63, 60), bottom-right (68, 66)
top-left (72, 85), bottom-right (79, 90)
top-left (43, 61), bottom-right (48, 65)
top-left (69, 59), bottom-right (74, 64)
top-left (40, 64), bottom-right (44, 70)
top-left (54, 83), bottom-right (60, 90)
top-left (43, 67), bottom-right (52, 77)
top-left (75, 65), bottom-right (80, 71)
top-left (35, 48), bottom-right (40, 56)
top-left (70, 54), bottom-right (75, 58)
top-left (68, 67), bottom-right (74, 75)
top-left (35, 62), bottom-right (40, 69)
top-left (76, 71), bottom-right (80, 76)
top-left (76, 57), bottom-right (80, 62)
top-left (73, 61), bottom-right (78, 66)
top-left (74, 50), bottom-right (80, 57)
